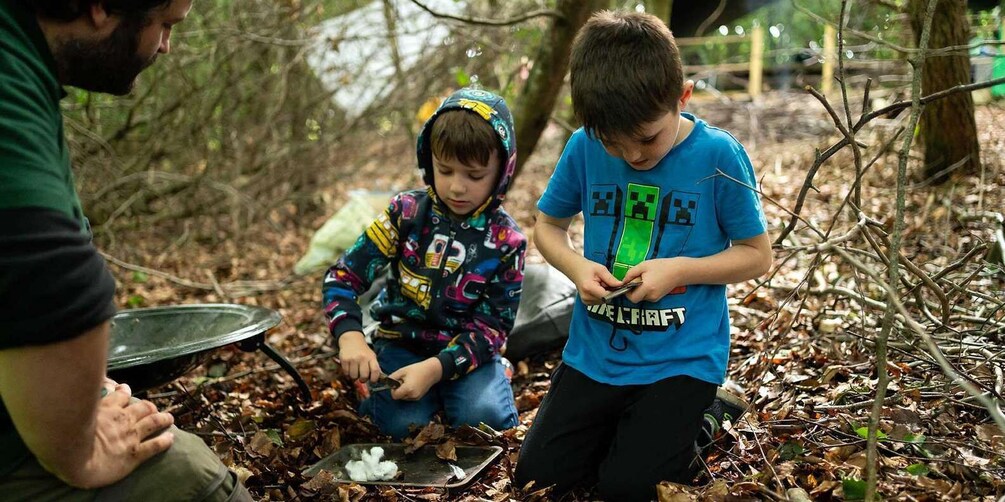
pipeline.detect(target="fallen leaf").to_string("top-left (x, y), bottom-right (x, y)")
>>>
top-left (656, 481), bottom-right (697, 502)
top-left (232, 466), bottom-right (254, 485)
top-left (436, 440), bottom-right (458, 461)
top-left (975, 423), bottom-right (1004, 443)
top-left (786, 487), bottom-right (812, 502)
top-left (248, 430), bottom-right (277, 458)
top-left (315, 427), bottom-right (342, 457)
top-left (286, 418), bottom-right (316, 442)
top-left (406, 423), bottom-right (445, 454)
top-left (300, 469), bottom-right (339, 497)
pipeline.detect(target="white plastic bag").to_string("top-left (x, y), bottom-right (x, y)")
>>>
top-left (294, 190), bottom-right (394, 275)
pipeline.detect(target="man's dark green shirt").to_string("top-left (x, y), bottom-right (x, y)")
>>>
top-left (0, 0), bottom-right (117, 476)
top-left (0, 0), bottom-right (83, 222)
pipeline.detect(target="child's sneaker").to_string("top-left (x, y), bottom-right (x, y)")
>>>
top-left (697, 388), bottom-right (748, 451)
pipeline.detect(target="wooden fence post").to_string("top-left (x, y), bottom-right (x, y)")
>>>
top-left (748, 24), bottom-right (764, 98)
top-left (822, 24), bottom-right (836, 94)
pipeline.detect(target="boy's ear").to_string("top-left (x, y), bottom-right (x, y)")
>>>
top-left (678, 80), bottom-right (695, 111)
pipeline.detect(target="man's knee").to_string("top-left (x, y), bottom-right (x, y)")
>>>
top-left (98, 427), bottom-right (244, 501)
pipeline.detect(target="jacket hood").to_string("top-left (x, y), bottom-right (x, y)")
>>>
top-left (416, 88), bottom-right (517, 219)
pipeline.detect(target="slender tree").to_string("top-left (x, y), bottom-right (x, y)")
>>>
top-left (909, 0), bottom-right (981, 181)
top-left (512, 0), bottom-right (608, 177)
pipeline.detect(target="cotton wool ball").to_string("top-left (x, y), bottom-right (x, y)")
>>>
top-left (344, 460), bottom-right (369, 482)
top-left (344, 446), bottom-right (398, 482)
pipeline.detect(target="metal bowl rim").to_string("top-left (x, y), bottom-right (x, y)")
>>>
top-left (106, 303), bottom-right (282, 371)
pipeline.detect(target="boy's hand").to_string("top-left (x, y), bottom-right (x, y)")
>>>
top-left (571, 258), bottom-right (622, 305)
top-left (337, 331), bottom-right (381, 383)
top-left (389, 358), bottom-right (442, 401)
top-left (622, 257), bottom-right (690, 303)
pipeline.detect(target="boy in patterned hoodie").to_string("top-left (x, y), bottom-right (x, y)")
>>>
top-left (322, 88), bottom-right (525, 440)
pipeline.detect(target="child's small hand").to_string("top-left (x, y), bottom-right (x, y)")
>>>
top-left (572, 258), bottom-right (622, 305)
top-left (389, 358), bottom-right (442, 401)
top-left (622, 258), bottom-right (690, 303)
top-left (337, 331), bottom-right (382, 383)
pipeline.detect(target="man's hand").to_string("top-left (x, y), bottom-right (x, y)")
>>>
top-left (621, 257), bottom-right (690, 303)
top-left (71, 390), bottom-right (175, 488)
top-left (570, 258), bottom-right (623, 305)
top-left (338, 331), bottom-right (381, 383)
top-left (101, 377), bottom-right (130, 398)
top-left (389, 358), bottom-right (442, 401)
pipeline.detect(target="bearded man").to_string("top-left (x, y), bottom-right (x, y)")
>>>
top-left (0, 1), bottom-right (252, 500)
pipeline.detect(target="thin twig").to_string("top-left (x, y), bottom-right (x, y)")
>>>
top-left (406, 0), bottom-right (563, 26)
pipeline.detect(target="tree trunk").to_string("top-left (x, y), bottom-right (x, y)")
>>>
top-left (909, 0), bottom-right (981, 181)
top-left (650, 0), bottom-right (672, 26)
top-left (512, 0), bottom-right (608, 178)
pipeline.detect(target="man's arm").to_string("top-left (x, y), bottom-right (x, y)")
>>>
top-left (0, 321), bottom-right (174, 488)
top-left (534, 212), bottom-right (621, 304)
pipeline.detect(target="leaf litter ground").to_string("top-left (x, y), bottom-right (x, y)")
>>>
top-left (104, 92), bottom-right (1005, 501)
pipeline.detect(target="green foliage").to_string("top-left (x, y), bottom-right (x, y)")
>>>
top-left (127, 294), bottom-right (145, 308)
top-left (905, 463), bottom-right (930, 476)
top-left (265, 429), bottom-right (285, 447)
top-left (855, 426), bottom-right (889, 440)
top-left (842, 477), bottom-right (868, 500)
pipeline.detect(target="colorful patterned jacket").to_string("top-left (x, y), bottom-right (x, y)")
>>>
top-left (322, 89), bottom-right (526, 381)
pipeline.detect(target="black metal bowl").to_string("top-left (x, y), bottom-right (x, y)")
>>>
top-left (106, 304), bottom-right (282, 392)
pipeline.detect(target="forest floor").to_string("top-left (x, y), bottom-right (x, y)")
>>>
top-left (102, 90), bottom-right (1005, 501)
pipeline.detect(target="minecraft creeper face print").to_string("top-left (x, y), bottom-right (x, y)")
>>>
top-left (612, 183), bottom-right (660, 279)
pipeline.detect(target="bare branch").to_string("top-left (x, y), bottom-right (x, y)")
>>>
top-left (406, 0), bottom-right (563, 26)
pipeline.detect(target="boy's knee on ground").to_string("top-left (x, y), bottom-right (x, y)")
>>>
top-left (596, 454), bottom-right (697, 502)
top-left (447, 400), bottom-right (514, 430)
top-left (362, 399), bottom-right (434, 440)
top-left (596, 471), bottom-right (656, 502)
top-left (513, 450), bottom-right (578, 495)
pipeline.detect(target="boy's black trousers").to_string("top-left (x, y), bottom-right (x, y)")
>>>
top-left (515, 363), bottom-right (716, 502)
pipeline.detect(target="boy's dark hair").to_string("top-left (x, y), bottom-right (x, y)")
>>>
top-left (430, 110), bottom-right (500, 169)
top-left (569, 10), bottom-right (684, 141)
top-left (30, 0), bottom-right (172, 23)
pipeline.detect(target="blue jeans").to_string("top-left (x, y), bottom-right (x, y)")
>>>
top-left (359, 340), bottom-right (519, 440)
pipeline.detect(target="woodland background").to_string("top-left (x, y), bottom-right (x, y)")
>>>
top-left (67, 0), bottom-right (1005, 500)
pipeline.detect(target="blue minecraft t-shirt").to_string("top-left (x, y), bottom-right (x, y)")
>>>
top-left (537, 113), bottom-right (767, 385)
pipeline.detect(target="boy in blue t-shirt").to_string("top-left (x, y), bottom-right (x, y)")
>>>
top-left (514, 11), bottom-right (771, 501)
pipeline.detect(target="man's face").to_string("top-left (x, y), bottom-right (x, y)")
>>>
top-left (57, 0), bottom-right (192, 95)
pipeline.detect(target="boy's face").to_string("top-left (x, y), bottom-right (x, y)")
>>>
top-left (599, 81), bottom-right (693, 171)
top-left (432, 150), bottom-right (500, 218)
top-left (600, 110), bottom-right (681, 171)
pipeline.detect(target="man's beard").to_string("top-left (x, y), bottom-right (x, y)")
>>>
top-left (54, 17), bottom-right (156, 96)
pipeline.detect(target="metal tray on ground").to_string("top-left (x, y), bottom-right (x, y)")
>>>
top-left (303, 443), bottom-right (503, 489)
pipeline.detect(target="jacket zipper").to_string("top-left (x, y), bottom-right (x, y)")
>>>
top-left (429, 222), bottom-right (457, 301)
